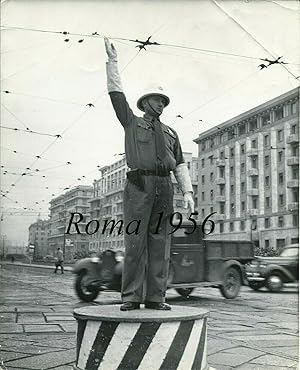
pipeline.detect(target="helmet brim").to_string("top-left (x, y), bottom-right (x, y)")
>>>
top-left (137, 93), bottom-right (170, 112)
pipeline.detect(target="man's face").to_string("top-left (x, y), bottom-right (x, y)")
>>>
top-left (143, 95), bottom-right (166, 116)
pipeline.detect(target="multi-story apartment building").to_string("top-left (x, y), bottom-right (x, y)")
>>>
top-left (194, 87), bottom-right (299, 252)
top-left (89, 153), bottom-right (198, 252)
top-left (28, 218), bottom-right (49, 259)
top-left (48, 185), bottom-right (93, 260)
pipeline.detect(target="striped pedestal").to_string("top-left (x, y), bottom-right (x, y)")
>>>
top-left (73, 305), bottom-right (213, 370)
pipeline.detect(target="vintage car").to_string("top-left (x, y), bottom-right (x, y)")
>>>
top-left (73, 222), bottom-right (255, 302)
top-left (246, 244), bottom-right (299, 292)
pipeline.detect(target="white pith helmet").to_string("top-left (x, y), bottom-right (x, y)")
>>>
top-left (137, 85), bottom-right (170, 112)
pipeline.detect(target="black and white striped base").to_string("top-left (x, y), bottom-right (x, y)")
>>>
top-left (73, 305), bottom-right (213, 370)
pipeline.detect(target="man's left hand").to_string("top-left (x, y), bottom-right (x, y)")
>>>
top-left (184, 192), bottom-right (194, 214)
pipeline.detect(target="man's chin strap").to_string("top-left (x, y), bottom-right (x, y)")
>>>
top-left (145, 100), bottom-right (161, 118)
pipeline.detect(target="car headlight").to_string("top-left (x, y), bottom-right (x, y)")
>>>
top-left (91, 257), bottom-right (100, 263)
top-left (259, 264), bottom-right (267, 268)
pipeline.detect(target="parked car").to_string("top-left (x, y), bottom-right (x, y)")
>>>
top-left (43, 255), bottom-right (56, 262)
top-left (246, 244), bottom-right (299, 292)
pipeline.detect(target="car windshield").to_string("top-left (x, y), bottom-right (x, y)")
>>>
top-left (280, 248), bottom-right (299, 257)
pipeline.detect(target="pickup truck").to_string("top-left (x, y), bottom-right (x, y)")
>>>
top-left (246, 244), bottom-right (299, 292)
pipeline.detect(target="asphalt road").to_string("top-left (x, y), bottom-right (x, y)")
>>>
top-left (0, 264), bottom-right (298, 370)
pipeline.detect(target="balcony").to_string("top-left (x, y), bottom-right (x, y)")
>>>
top-left (248, 168), bottom-right (258, 176)
top-left (248, 209), bottom-right (258, 216)
top-left (215, 214), bottom-right (225, 221)
top-left (288, 202), bottom-right (299, 211)
top-left (248, 189), bottom-right (259, 196)
top-left (287, 157), bottom-right (299, 166)
top-left (287, 134), bottom-right (299, 144)
top-left (216, 159), bottom-right (225, 167)
top-left (215, 195), bottom-right (226, 202)
top-left (287, 180), bottom-right (299, 188)
top-left (247, 149), bottom-right (258, 156)
top-left (216, 178), bottom-right (225, 185)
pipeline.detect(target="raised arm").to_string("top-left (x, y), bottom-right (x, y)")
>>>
top-left (104, 37), bottom-right (134, 127)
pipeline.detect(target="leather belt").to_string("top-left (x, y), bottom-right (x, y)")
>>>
top-left (129, 169), bottom-right (170, 177)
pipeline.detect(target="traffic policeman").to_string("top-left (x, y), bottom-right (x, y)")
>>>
top-left (104, 38), bottom-right (194, 311)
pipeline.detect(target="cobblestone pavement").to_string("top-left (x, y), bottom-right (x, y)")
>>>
top-left (0, 264), bottom-right (298, 370)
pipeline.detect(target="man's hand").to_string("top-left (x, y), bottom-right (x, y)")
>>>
top-left (184, 192), bottom-right (194, 214)
top-left (104, 37), bottom-right (117, 61)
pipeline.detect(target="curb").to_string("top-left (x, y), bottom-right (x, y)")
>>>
top-left (0, 262), bottom-right (73, 272)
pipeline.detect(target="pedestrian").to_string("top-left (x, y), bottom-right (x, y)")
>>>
top-left (54, 247), bottom-right (64, 274)
top-left (104, 38), bottom-right (194, 311)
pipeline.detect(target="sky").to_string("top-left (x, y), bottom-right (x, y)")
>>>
top-left (0, 0), bottom-right (299, 245)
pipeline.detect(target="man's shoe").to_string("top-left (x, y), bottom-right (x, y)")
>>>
top-left (144, 302), bottom-right (171, 310)
top-left (120, 302), bottom-right (140, 311)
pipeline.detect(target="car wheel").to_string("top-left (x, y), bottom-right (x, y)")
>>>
top-left (266, 273), bottom-right (283, 292)
top-left (175, 288), bottom-right (194, 297)
top-left (220, 267), bottom-right (242, 299)
top-left (75, 270), bottom-right (99, 302)
top-left (248, 281), bottom-right (265, 291)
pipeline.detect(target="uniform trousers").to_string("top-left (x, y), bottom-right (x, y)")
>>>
top-left (122, 175), bottom-right (174, 303)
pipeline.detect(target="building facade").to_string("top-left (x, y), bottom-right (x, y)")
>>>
top-left (48, 185), bottom-right (93, 260)
top-left (28, 219), bottom-right (49, 259)
top-left (194, 88), bottom-right (299, 252)
top-left (89, 153), bottom-right (198, 253)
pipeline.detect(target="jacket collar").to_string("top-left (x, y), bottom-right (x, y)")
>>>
top-left (143, 112), bottom-right (161, 123)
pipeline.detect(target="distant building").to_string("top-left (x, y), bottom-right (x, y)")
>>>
top-left (89, 153), bottom-right (198, 252)
top-left (194, 87), bottom-right (299, 251)
top-left (48, 185), bottom-right (93, 260)
top-left (28, 219), bottom-right (49, 259)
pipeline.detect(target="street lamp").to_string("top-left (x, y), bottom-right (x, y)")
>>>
top-left (59, 215), bottom-right (66, 260)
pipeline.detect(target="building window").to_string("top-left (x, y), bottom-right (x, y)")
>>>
top-left (278, 172), bottom-right (284, 185)
top-left (249, 119), bottom-right (257, 131)
top-left (265, 239), bottom-right (270, 249)
top-left (210, 190), bottom-right (214, 200)
top-left (291, 124), bottom-right (297, 135)
top-left (210, 138), bottom-right (214, 148)
top-left (292, 213), bottom-right (298, 227)
top-left (202, 158), bottom-right (205, 168)
top-left (264, 218), bottom-right (270, 229)
top-left (278, 151), bottom-right (283, 163)
top-left (230, 203), bottom-right (235, 213)
top-left (292, 145), bottom-right (299, 157)
top-left (278, 216), bottom-right (284, 228)
top-left (220, 184), bottom-right (225, 196)
top-left (230, 222), bottom-right (234, 232)
top-left (274, 106), bottom-right (284, 121)
top-left (220, 222), bottom-right (224, 233)
top-left (252, 177), bottom-right (258, 188)
top-left (251, 139), bottom-right (257, 148)
top-left (240, 220), bottom-right (245, 231)
top-left (230, 148), bottom-right (234, 158)
top-left (264, 135), bottom-right (270, 147)
top-left (291, 102), bottom-right (297, 114)
top-left (202, 175), bottom-right (205, 185)
top-left (230, 185), bottom-right (234, 194)
top-left (292, 189), bottom-right (299, 202)
top-left (202, 208), bottom-right (205, 218)
top-left (277, 130), bottom-right (283, 142)
top-left (210, 206), bottom-right (214, 214)
top-left (209, 155), bottom-right (214, 165)
top-left (210, 172), bottom-right (214, 182)
top-left (262, 112), bottom-right (271, 125)
top-left (264, 155), bottom-right (270, 166)
top-left (202, 192), bottom-right (205, 201)
top-left (241, 182), bottom-right (245, 193)
top-left (220, 203), bottom-right (225, 214)
top-left (220, 151), bottom-right (224, 159)
top-left (291, 237), bottom-right (299, 244)
top-left (241, 144), bottom-right (245, 154)
top-left (219, 168), bottom-right (225, 178)
top-left (292, 167), bottom-right (299, 179)
top-left (279, 194), bottom-right (284, 206)
top-left (265, 196), bottom-right (270, 208)
top-left (241, 201), bottom-right (245, 211)
top-left (239, 123), bottom-right (246, 135)
top-left (201, 143), bottom-right (206, 152)
top-left (251, 157), bottom-right (257, 168)
top-left (241, 162), bottom-right (245, 172)
top-left (230, 166), bottom-right (234, 177)
top-left (252, 197), bottom-right (258, 209)
top-left (187, 162), bottom-right (191, 169)
top-left (265, 175), bottom-right (270, 187)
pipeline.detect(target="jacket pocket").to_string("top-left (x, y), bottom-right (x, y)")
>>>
top-left (137, 123), bottom-right (152, 142)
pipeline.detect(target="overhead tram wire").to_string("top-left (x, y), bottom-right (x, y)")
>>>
top-left (211, 0), bottom-right (299, 81)
top-left (0, 125), bottom-right (60, 138)
top-left (1, 103), bottom-right (31, 130)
